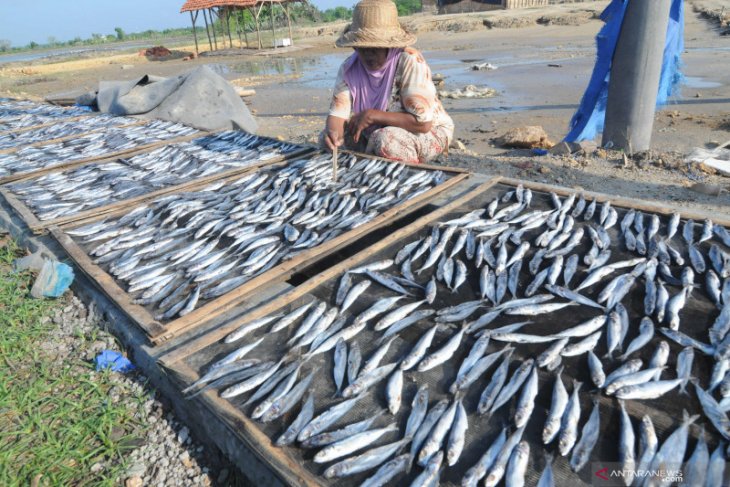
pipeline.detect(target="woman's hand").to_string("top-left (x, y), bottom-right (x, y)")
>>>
top-left (324, 128), bottom-right (344, 152)
top-left (323, 115), bottom-right (346, 152)
top-left (349, 109), bottom-right (377, 143)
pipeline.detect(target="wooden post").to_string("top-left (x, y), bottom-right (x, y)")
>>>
top-left (202, 9), bottom-right (214, 51)
top-left (285, 3), bottom-right (293, 45)
top-left (190, 11), bottom-right (200, 55)
top-left (209, 9), bottom-right (219, 50)
top-left (234, 8), bottom-right (244, 48)
top-left (269, 1), bottom-right (277, 48)
top-left (254, 3), bottom-right (264, 49)
top-left (225, 8), bottom-right (233, 48)
top-left (242, 8), bottom-right (249, 48)
top-left (602, 0), bottom-right (672, 153)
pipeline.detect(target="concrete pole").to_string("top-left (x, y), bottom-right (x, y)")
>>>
top-left (602, 0), bottom-right (672, 153)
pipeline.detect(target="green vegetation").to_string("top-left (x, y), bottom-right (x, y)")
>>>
top-left (0, 239), bottom-right (147, 486)
top-left (0, 0), bottom-right (422, 54)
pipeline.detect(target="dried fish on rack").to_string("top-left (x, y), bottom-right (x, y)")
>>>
top-left (68, 153), bottom-right (446, 321)
top-left (0, 113), bottom-right (137, 151)
top-left (178, 182), bottom-right (730, 485)
top-left (0, 119), bottom-right (199, 178)
top-left (7, 131), bottom-right (301, 221)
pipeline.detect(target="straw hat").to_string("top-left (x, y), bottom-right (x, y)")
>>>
top-left (335, 0), bottom-right (416, 49)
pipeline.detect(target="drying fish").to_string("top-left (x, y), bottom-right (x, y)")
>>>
top-left (446, 400), bottom-right (468, 466)
top-left (558, 380), bottom-right (582, 456)
top-left (275, 393), bottom-right (314, 446)
top-left (323, 439), bottom-right (409, 479)
top-left (570, 398), bottom-right (600, 472)
top-left (313, 423), bottom-right (398, 463)
top-left (462, 428), bottom-right (507, 487)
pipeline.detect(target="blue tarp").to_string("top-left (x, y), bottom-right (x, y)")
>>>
top-left (565, 0), bottom-right (684, 143)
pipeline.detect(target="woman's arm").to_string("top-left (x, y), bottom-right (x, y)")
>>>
top-left (323, 115), bottom-right (347, 152)
top-left (349, 109), bottom-right (433, 143)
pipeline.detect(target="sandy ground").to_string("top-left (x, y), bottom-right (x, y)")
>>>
top-left (1, 1), bottom-right (729, 215)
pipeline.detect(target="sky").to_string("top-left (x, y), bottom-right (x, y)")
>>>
top-left (0, 0), bottom-right (358, 47)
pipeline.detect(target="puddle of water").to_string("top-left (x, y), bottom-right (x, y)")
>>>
top-left (226, 54), bottom-right (347, 88)
top-left (683, 76), bottom-right (722, 89)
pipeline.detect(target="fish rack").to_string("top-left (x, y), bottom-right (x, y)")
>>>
top-left (0, 134), bottom-right (313, 234)
top-left (0, 119), bottom-right (204, 185)
top-left (0, 114), bottom-right (94, 136)
top-left (158, 177), bottom-right (730, 486)
top-left (48, 154), bottom-right (469, 343)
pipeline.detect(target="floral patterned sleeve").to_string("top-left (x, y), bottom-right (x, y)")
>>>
top-left (399, 49), bottom-right (438, 124)
top-left (328, 63), bottom-right (352, 120)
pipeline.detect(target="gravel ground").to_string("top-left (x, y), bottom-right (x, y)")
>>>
top-left (43, 295), bottom-right (237, 486)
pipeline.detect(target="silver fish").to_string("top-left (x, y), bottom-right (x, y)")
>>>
top-left (513, 365), bottom-right (539, 428)
top-left (605, 367), bottom-right (666, 395)
top-left (478, 353), bottom-right (511, 415)
top-left (313, 423), bottom-right (398, 463)
top-left (537, 338), bottom-right (569, 368)
top-left (558, 380), bottom-right (583, 456)
top-left (340, 280), bottom-right (371, 313)
top-left (618, 316), bottom-right (654, 360)
top-left (504, 441), bottom-right (529, 487)
top-left (646, 410), bottom-right (698, 487)
top-left (614, 378), bottom-right (683, 400)
top-left (684, 426), bottom-right (709, 487)
top-left (570, 398), bottom-right (601, 472)
top-left (554, 315), bottom-right (606, 339)
top-left (693, 382), bottom-right (730, 440)
top-left (405, 385), bottom-right (429, 440)
top-left (385, 368), bottom-right (403, 415)
top-left (275, 393), bottom-right (314, 446)
top-left (360, 337), bottom-right (395, 377)
top-left (417, 400), bottom-right (458, 466)
top-left (462, 427), bottom-right (507, 487)
top-left (446, 400), bottom-right (468, 466)
top-left (297, 395), bottom-right (362, 442)
top-left (359, 453), bottom-right (410, 487)
top-left (587, 351), bottom-right (606, 388)
top-left (488, 359), bottom-right (534, 415)
top-left (342, 363), bottom-right (397, 398)
top-left (301, 411), bottom-right (385, 448)
top-left (483, 425), bottom-right (526, 487)
top-left (374, 300), bottom-right (426, 331)
top-left (417, 325), bottom-right (467, 372)
top-left (560, 330), bottom-right (602, 357)
top-left (334, 338), bottom-right (347, 394)
top-left (543, 368), bottom-right (569, 445)
top-left (323, 438), bottom-right (409, 479)
top-left (617, 400), bottom-right (636, 486)
top-left (706, 442), bottom-right (726, 487)
top-left (412, 450), bottom-right (442, 487)
top-left (401, 325), bottom-right (438, 371)
top-left (411, 399), bottom-right (449, 460)
top-left (636, 415), bottom-right (657, 477)
top-left (676, 346), bottom-right (694, 394)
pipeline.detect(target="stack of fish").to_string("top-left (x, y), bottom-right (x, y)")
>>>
top-left (0, 109), bottom-right (92, 132)
top-left (0, 114), bottom-right (138, 150)
top-left (188, 185), bottom-right (730, 485)
top-left (0, 98), bottom-right (89, 119)
top-left (66, 154), bottom-right (445, 322)
top-left (0, 119), bottom-right (200, 179)
top-left (7, 132), bottom-right (302, 221)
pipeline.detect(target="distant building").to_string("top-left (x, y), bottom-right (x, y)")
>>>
top-left (423, 0), bottom-right (596, 15)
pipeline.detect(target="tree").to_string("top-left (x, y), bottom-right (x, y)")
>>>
top-left (29, 41), bottom-right (38, 49)
top-left (114, 27), bottom-right (125, 41)
top-left (0, 39), bottom-right (11, 52)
